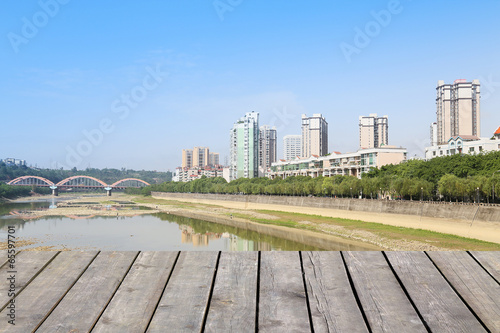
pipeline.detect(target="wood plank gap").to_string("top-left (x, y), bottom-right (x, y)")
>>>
top-left (424, 251), bottom-right (491, 333)
top-left (255, 251), bottom-right (260, 333)
top-left (87, 251), bottom-right (142, 333)
top-left (340, 251), bottom-right (372, 333)
top-left (381, 252), bottom-right (431, 333)
top-left (0, 251), bottom-right (61, 313)
top-left (201, 251), bottom-right (222, 333)
top-left (0, 250), bottom-right (22, 270)
top-left (298, 251), bottom-right (314, 333)
top-left (467, 251), bottom-right (500, 286)
top-left (33, 251), bottom-right (101, 332)
top-left (143, 251), bottom-right (181, 333)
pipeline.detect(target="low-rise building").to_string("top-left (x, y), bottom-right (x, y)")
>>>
top-left (425, 135), bottom-right (500, 159)
top-left (173, 166), bottom-right (226, 182)
top-left (269, 146), bottom-right (407, 180)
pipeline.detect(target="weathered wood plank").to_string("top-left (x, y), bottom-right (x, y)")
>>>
top-left (258, 251), bottom-right (311, 333)
top-left (204, 252), bottom-right (258, 333)
top-left (147, 251), bottom-right (219, 333)
top-left (0, 251), bottom-right (58, 310)
top-left (469, 251), bottom-right (500, 282)
top-left (0, 251), bottom-right (97, 332)
top-left (343, 251), bottom-right (426, 332)
top-left (427, 251), bottom-right (500, 332)
top-left (386, 251), bottom-right (486, 332)
top-left (92, 251), bottom-right (178, 333)
top-left (302, 251), bottom-right (369, 333)
top-left (36, 251), bottom-right (139, 333)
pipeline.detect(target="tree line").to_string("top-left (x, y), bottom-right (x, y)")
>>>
top-left (131, 151), bottom-right (500, 203)
top-left (0, 162), bottom-right (172, 185)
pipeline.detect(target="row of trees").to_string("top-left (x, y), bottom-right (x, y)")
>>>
top-left (130, 172), bottom-right (500, 203)
top-left (0, 162), bottom-right (172, 185)
top-left (0, 183), bottom-right (31, 200)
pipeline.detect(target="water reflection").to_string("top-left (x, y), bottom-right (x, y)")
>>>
top-left (0, 200), bottom-right (375, 251)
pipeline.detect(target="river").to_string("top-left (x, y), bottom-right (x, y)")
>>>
top-left (0, 196), bottom-right (375, 251)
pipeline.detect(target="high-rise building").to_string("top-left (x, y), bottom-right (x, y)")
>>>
top-left (359, 114), bottom-right (388, 148)
top-left (435, 79), bottom-right (480, 145)
top-left (301, 114), bottom-right (328, 157)
top-left (258, 125), bottom-right (277, 170)
top-left (181, 149), bottom-right (193, 168)
top-left (283, 135), bottom-right (302, 160)
top-left (209, 152), bottom-right (220, 166)
top-left (193, 147), bottom-right (209, 167)
top-left (230, 111), bottom-right (259, 180)
top-left (430, 122), bottom-right (438, 146)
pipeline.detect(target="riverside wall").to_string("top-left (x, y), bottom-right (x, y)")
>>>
top-left (152, 192), bottom-right (500, 223)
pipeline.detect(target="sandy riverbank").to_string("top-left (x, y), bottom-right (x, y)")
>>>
top-left (151, 194), bottom-right (500, 245)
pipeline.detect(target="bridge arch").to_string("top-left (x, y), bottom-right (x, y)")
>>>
top-left (7, 176), bottom-right (54, 186)
top-left (56, 176), bottom-right (108, 187)
top-left (111, 178), bottom-right (151, 188)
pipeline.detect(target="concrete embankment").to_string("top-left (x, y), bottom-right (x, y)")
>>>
top-left (153, 192), bottom-right (500, 223)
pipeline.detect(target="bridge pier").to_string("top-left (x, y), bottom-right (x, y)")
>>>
top-left (50, 186), bottom-right (58, 196)
top-left (105, 187), bottom-right (112, 196)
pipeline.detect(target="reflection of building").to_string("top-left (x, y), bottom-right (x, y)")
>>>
top-left (228, 235), bottom-right (272, 251)
top-left (179, 225), bottom-right (222, 247)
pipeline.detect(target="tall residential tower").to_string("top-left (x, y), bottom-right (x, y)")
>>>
top-left (435, 79), bottom-right (480, 145)
top-left (301, 114), bottom-right (328, 157)
top-left (258, 125), bottom-right (277, 171)
top-left (230, 112), bottom-right (259, 180)
top-left (283, 135), bottom-right (302, 160)
top-left (359, 114), bottom-right (388, 148)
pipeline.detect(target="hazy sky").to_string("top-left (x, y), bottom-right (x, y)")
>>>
top-left (2, 0), bottom-right (500, 171)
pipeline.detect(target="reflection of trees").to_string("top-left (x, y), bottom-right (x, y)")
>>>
top-left (154, 213), bottom-right (324, 251)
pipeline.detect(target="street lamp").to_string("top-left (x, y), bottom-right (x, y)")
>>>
top-left (477, 187), bottom-right (480, 204)
top-left (379, 187), bottom-right (382, 200)
top-left (350, 187), bottom-right (352, 199)
top-left (420, 187), bottom-right (423, 201)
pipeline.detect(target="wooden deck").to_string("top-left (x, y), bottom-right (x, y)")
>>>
top-left (0, 251), bottom-right (499, 332)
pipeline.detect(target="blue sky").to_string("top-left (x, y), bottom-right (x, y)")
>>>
top-left (1, 0), bottom-right (500, 171)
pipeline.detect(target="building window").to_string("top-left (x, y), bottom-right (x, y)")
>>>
top-left (433, 151), bottom-right (436, 156)
top-left (479, 146), bottom-right (483, 151)
top-left (469, 147), bottom-right (475, 153)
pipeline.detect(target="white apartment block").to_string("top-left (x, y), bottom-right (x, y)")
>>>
top-left (174, 166), bottom-right (225, 182)
top-left (430, 122), bottom-right (438, 146)
top-left (301, 114), bottom-right (328, 157)
top-left (435, 79), bottom-right (480, 145)
top-left (359, 114), bottom-right (388, 148)
top-left (283, 135), bottom-right (302, 161)
top-left (270, 146), bottom-right (407, 180)
top-left (425, 135), bottom-right (500, 160)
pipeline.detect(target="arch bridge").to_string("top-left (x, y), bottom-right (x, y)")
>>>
top-left (7, 176), bottom-right (150, 195)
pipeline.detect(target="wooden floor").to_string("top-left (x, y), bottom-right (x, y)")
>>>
top-left (0, 251), bottom-right (499, 332)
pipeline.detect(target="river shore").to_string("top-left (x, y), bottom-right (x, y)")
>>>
top-left (2, 193), bottom-right (500, 251)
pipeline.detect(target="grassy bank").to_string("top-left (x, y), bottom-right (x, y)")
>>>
top-left (137, 196), bottom-right (500, 250)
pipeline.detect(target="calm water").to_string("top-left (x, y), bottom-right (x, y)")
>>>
top-left (0, 199), bottom-right (328, 251)
top-left (0, 198), bottom-right (374, 251)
